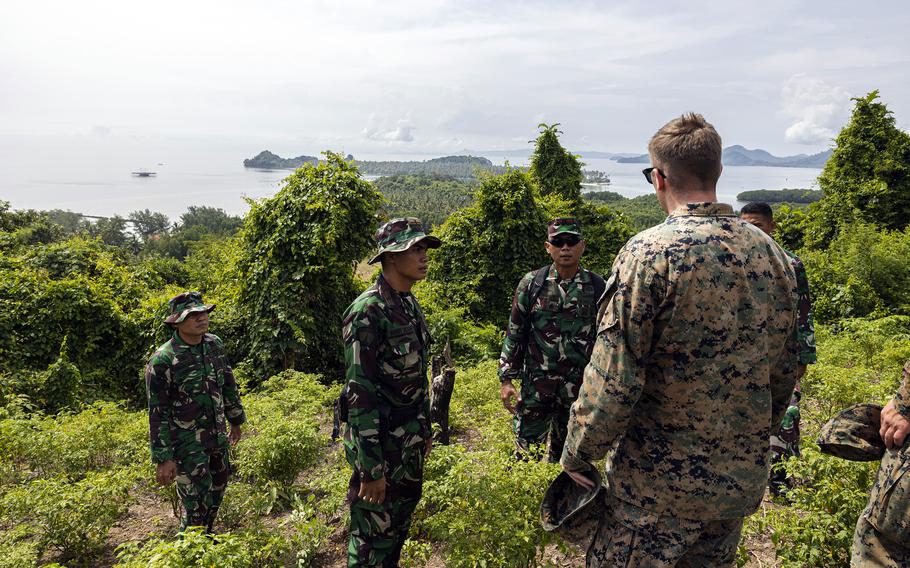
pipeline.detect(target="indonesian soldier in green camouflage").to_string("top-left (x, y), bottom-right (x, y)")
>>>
top-left (499, 218), bottom-right (605, 462)
top-left (852, 359), bottom-right (910, 567)
top-left (145, 291), bottom-right (246, 532)
top-left (342, 217), bottom-right (440, 567)
top-left (740, 201), bottom-right (817, 375)
top-left (561, 114), bottom-right (799, 567)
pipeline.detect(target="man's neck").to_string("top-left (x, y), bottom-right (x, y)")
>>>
top-left (663, 189), bottom-right (718, 213)
top-left (382, 270), bottom-right (415, 293)
top-left (177, 330), bottom-right (204, 345)
top-left (554, 263), bottom-right (580, 281)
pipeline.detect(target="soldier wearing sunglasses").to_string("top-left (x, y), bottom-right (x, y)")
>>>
top-left (499, 218), bottom-right (606, 462)
top-left (560, 113), bottom-right (799, 567)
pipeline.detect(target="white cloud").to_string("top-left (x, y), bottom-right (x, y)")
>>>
top-left (362, 114), bottom-right (415, 143)
top-left (781, 75), bottom-right (851, 144)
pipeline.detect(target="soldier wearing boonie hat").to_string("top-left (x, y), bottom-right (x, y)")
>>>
top-left (145, 291), bottom-right (246, 533)
top-left (340, 218), bottom-right (439, 567)
top-left (499, 217), bottom-right (606, 463)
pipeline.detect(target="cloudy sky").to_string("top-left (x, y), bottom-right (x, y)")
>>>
top-left (2, 0), bottom-right (908, 159)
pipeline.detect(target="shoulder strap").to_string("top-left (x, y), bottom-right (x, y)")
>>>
top-left (590, 272), bottom-right (607, 306)
top-left (519, 266), bottom-right (551, 336)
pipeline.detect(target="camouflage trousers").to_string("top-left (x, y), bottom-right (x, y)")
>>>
top-left (344, 418), bottom-right (427, 567)
top-left (514, 373), bottom-right (581, 463)
top-left (586, 497), bottom-right (743, 567)
top-left (851, 450), bottom-right (910, 567)
top-left (175, 447), bottom-right (230, 532)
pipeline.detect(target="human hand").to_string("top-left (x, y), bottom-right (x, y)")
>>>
top-left (156, 460), bottom-right (178, 486)
top-left (425, 437), bottom-right (433, 458)
top-left (500, 381), bottom-right (521, 414)
top-left (229, 424), bottom-right (242, 445)
top-left (358, 476), bottom-right (387, 505)
top-left (880, 400), bottom-right (910, 450)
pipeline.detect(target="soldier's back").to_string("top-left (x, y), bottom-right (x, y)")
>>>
top-left (610, 203), bottom-right (798, 520)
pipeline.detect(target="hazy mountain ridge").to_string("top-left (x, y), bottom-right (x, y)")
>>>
top-left (617, 145), bottom-right (832, 168)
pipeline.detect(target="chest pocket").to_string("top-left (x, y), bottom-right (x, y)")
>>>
top-left (385, 326), bottom-right (422, 372)
top-left (576, 285), bottom-right (598, 320)
top-left (171, 355), bottom-right (207, 397)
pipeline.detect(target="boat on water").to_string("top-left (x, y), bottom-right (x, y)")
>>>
top-left (131, 170), bottom-right (157, 177)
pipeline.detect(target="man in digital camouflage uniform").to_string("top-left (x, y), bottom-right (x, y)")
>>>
top-left (852, 359), bottom-right (910, 567)
top-left (499, 218), bottom-right (605, 462)
top-left (342, 217), bottom-right (440, 567)
top-left (145, 291), bottom-right (246, 532)
top-left (740, 202), bottom-right (816, 496)
top-left (561, 113), bottom-right (800, 567)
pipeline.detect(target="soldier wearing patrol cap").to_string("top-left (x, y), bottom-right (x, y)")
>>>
top-left (499, 217), bottom-right (606, 462)
top-left (341, 217), bottom-right (440, 567)
top-left (145, 291), bottom-right (246, 532)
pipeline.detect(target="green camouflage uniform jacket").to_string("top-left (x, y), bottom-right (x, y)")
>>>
top-left (498, 265), bottom-right (602, 383)
top-left (784, 250), bottom-right (817, 365)
top-left (562, 202), bottom-right (799, 520)
top-left (145, 332), bottom-right (246, 464)
top-left (342, 273), bottom-right (432, 482)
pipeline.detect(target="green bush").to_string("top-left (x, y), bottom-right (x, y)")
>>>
top-left (0, 468), bottom-right (135, 563)
top-left (415, 445), bottom-right (560, 568)
top-left (115, 527), bottom-right (290, 568)
top-left (0, 402), bottom-right (146, 478)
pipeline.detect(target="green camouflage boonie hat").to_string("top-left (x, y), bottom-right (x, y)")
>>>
top-left (817, 403), bottom-right (886, 462)
top-left (548, 217), bottom-right (582, 238)
top-left (163, 291), bottom-right (215, 324)
top-left (368, 217), bottom-right (441, 265)
top-left (540, 469), bottom-right (606, 544)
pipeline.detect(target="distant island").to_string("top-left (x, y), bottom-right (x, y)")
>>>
top-left (616, 145), bottom-right (832, 168)
top-left (243, 151), bottom-right (610, 184)
top-left (736, 189), bottom-right (823, 204)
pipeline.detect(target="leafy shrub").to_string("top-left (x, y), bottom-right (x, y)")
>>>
top-left (115, 527), bottom-right (290, 568)
top-left (284, 494), bottom-right (333, 566)
top-left (0, 402), bottom-right (146, 478)
top-left (415, 445), bottom-right (560, 568)
top-left (0, 468), bottom-right (135, 563)
top-left (0, 527), bottom-right (39, 568)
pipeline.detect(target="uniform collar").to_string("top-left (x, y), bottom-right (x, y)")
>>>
top-left (547, 264), bottom-right (586, 283)
top-left (375, 273), bottom-right (409, 307)
top-left (170, 331), bottom-right (208, 350)
top-left (668, 202), bottom-right (735, 218)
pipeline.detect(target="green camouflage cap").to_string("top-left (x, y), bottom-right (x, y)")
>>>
top-left (817, 403), bottom-right (886, 462)
top-left (163, 291), bottom-right (215, 324)
top-left (540, 469), bottom-right (605, 544)
top-left (368, 217), bottom-right (441, 265)
top-left (548, 217), bottom-right (582, 238)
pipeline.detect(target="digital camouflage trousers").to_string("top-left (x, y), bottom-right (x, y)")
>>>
top-left (851, 449), bottom-right (910, 567)
top-left (585, 497), bottom-right (743, 567)
top-left (175, 447), bottom-right (230, 532)
top-left (344, 417), bottom-right (426, 568)
top-left (514, 373), bottom-right (581, 463)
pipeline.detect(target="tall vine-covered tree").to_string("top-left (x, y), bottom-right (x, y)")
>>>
top-left (529, 123), bottom-right (584, 204)
top-left (237, 153), bottom-right (383, 381)
top-left (805, 91), bottom-right (910, 248)
top-left (428, 169), bottom-right (548, 327)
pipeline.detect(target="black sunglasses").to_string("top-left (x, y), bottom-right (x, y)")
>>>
top-left (549, 235), bottom-right (580, 248)
top-left (642, 167), bottom-right (668, 184)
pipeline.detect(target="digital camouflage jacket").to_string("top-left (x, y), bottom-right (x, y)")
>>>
top-left (498, 265), bottom-right (603, 383)
top-left (145, 332), bottom-right (246, 464)
top-left (562, 202), bottom-right (799, 520)
top-left (784, 250), bottom-right (817, 366)
top-left (342, 274), bottom-right (432, 482)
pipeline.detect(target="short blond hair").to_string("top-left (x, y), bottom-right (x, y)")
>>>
top-left (648, 113), bottom-right (722, 185)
